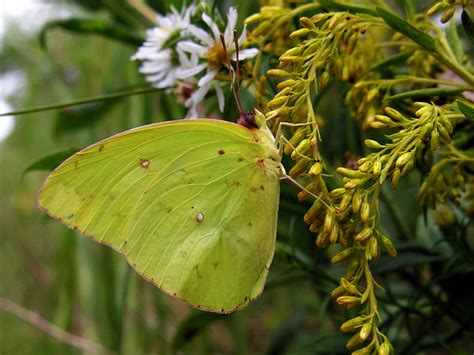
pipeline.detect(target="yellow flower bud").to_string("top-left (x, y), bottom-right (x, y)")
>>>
top-left (289, 157), bottom-right (310, 177)
top-left (340, 316), bottom-right (365, 332)
top-left (365, 139), bottom-right (385, 149)
top-left (355, 227), bottom-right (373, 242)
top-left (316, 231), bottom-right (330, 247)
top-left (336, 167), bottom-right (367, 179)
top-left (323, 209), bottom-right (335, 233)
top-left (391, 168), bottom-right (401, 189)
top-left (267, 69), bottom-right (291, 78)
top-left (430, 129), bottom-right (439, 151)
top-left (336, 296), bottom-right (360, 305)
top-left (360, 199), bottom-right (370, 222)
top-left (346, 333), bottom-right (362, 349)
top-left (384, 107), bottom-right (406, 121)
top-left (372, 160), bottom-right (382, 176)
top-left (380, 234), bottom-right (397, 256)
top-left (284, 127), bottom-right (307, 155)
top-left (396, 151), bottom-right (413, 168)
top-left (440, 7), bottom-right (456, 23)
top-left (309, 161), bottom-right (323, 177)
top-left (331, 247), bottom-right (354, 264)
top-left (352, 190), bottom-right (362, 213)
top-left (359, 322), bottom-right (372, 341)
top-left (304, 200), bottom-right (324, 224)
top-left (289, 28), bottom-right (310, 38)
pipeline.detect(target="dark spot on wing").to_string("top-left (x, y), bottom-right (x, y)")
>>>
top-left (235, 181), bottom-right (241, 187)
top-left (260, 186), bottom-right (265, 190)
top-left (256, 159), bottom-right (265, 169)
top-left (238, 157), bottom-right (244, 162)
top-left (140, 158), bottom-right (150, 169)
top-left (221, 308), bottom-right (224, 312)
top-left (251, 187), bottom-right (257, 193)
top-left (212, 261), bottom-right (219, 269)
top-left (66, 213), bottom-right (74, 220)
top-left (244, 296), bottom-right (248, 301)
top-left (166, 207), bottom-right (172, 213)
top-left (98, 144), bottom-right (104, 152)
top-left (218, 149), bottom-right (225, 155)
top-left (247, 222), bottom-right (252, 227)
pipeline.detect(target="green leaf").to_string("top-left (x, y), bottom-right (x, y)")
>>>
top-left (39, 18), bottom-right (144, 49)
top-left (22, 148), bottom-right (78, 178)
top-left (376, 7), bottom-right (436, 52)
top-left (403, 0), bottom-right (416, 21)
top-left (461, 10), bottom-right (474, 44)
top-left (370, 50), bottom-right (414, 73)
top-left (457, 100), bottom-right (474, 122)
top-left (54, 99), bottom-right (120, 134)
top-left (387, 87), bottom-right (464, 101)
top-left (171, 311), bottom-right (225, 351)
top-left (447, 21), bottom-right (464, 64)
top-left (318, 0), bottom-right (377, 16)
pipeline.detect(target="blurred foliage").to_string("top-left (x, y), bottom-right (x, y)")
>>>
top-left (0, 0), bottom-right (473, 354)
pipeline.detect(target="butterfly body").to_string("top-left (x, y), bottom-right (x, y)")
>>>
top-left (39, 117), bottom-right (282, 312)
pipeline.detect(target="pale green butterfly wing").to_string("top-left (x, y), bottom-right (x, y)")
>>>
top-left (38, 119), bottom-right (282, 312)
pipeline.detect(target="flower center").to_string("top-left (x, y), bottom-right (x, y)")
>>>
top-left (207, 43), bottom-right (227, 69)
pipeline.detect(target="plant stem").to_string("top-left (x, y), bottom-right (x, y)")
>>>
top-left (0, 87), bottom-right (160, 117)
top-left (0, 297), bottom-right (113, 354)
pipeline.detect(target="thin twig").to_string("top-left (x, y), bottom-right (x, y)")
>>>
top-left (0, 297), bottom-right (113, 354)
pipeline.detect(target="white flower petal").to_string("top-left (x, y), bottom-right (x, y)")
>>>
top-left (178, 63), bottom-right (207, 79)
top-left (214, 82), bottom-right (225, 112)
top-left (177, 49), bottom-right (191, 67)
top-left (198, 69), bottom-right (218, 87)
top-left (202, 12), bottom-right (221, 41)
top-left (238, 25), bottom-right (247, 46)
top-left (224, 7), bottom-right (238, 46)
top-left (191, 80), bottom-right (212, 104)
top-left (188, 24), bottom-right (214, 46)
top-left (231, 48), bottom-right (258, 61)
top-left (177, 41), bottom-right (208, 55)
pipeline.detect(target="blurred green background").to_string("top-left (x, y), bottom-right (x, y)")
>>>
top-left (1, 1), bottom-right (473, 354)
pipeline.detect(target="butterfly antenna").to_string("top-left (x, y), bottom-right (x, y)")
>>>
top-left (220, 34), bottom-right (243, 115)
top-left (233, 30), bottom-right (243, 109)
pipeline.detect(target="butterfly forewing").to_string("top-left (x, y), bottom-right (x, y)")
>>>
top-left (39, 119), bottom-right (281, 312)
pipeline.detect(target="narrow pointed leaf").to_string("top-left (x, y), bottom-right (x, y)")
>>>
top-left (370, 50), bottom-right (414, 72)
top-left (376, 7), bottom-right (436, 51)
top-left (387, 87), bottom-right (464, 101)
top-left (39, 18), bottom-right (144, 49)
top-left (318, 0), bottom-right (377, 15)
top-left (447, 21), bottom-right (464, 64)
top-left (54, 99), bottom-right (120, 134)
top-left (22, 148), bottom-right (78, 177)
top-left (457, 100), bottom-right (474, 122)
top-left (461, 10), bottom-right (474, 44)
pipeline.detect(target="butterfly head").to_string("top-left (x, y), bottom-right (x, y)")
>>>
top-left (236, 109), bottom-right (267, 130)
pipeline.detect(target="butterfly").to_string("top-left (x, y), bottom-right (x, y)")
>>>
top-left (38, 108), bottom-right (285, 313)
top-left (38, 30), bottom-right (292, 313)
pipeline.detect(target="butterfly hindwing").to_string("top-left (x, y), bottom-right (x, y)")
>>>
top-left (39, 119), bottom-right (281, 312)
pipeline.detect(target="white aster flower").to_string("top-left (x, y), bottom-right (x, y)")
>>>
top-left (131, 4), bottom-right (196, 88)
top-left (177, 7), bottom-right (258, 116)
